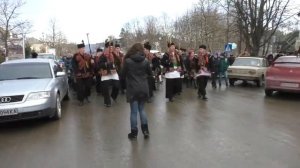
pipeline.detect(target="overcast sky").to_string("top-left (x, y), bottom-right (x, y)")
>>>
top-left (20, 0), bottom-right (199, 44)
top-left (20, 0), bottom-right (300, 44)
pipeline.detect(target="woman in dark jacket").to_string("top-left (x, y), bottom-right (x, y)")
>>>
top-left (122, 43), bottom-right (153, 139)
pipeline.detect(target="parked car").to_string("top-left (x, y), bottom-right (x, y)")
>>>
top-left (265, 55), bottom-right (300, 96)
top-left (227, 57), bottom-right (268, 87)
top-left (0, 59), bottom-right (69, 123)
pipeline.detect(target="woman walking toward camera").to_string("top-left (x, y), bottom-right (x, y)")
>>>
top-left (122, 43), bottom-right (153, 140)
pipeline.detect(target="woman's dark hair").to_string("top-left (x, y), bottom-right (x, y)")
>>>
top-left (125, 43), bottom-right (144, 59)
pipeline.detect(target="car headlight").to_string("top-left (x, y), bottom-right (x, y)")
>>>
top-left (27, 91), bottom-right (51, 101)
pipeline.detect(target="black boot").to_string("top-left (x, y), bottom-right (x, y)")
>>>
top-left (128, 129), bottom-right (138, 140)
top-left (141, 124), bottom-right (150, 139)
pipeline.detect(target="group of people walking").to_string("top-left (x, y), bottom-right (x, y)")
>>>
top-left (71, 40), bottom-right (233, 140)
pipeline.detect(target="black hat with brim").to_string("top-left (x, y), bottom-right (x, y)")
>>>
top-left (144, 42), bottom-right (151, 50)
top-left (167, 42), bottom-right (175, 48)
top-left (199, 45), bottom-right (207, 49)
top-left (115, 44), bottom-right (121, 48)
top-left (77, 43), bottom-right (85, 49)
top-left (105, 39), bottom-right (114, 48)
top-left (96, 48), bottom-right (103, 52)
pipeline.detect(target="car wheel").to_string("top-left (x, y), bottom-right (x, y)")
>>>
top-left (265, 89), bottom-right (273, 97)
top-left (229, 78), bottom-right (235, 86)
top-left (53, 94), bottom-right (62, 120)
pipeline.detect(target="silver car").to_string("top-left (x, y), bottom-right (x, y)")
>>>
top-left (0, 59), bottom-right (69, 123)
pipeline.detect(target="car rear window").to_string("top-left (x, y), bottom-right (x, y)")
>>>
top-left (0, 63), bottom-right (52, 81)
top-left (274, 57), bottom-right (300, 67)
top-left (232, 58), bottom-right (261, 67)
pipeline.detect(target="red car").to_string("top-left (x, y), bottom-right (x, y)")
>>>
top-left (265, 56), bottom-right (300, 96)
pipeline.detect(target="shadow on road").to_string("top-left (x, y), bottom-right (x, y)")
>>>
top-left (265, 92), bottom-right (300, 101)
top-left (0, 118), bottom-right (53, 133)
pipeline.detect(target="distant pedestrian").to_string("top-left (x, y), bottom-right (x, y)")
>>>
top-left (196, 44), bottom-right (209, 100)
top-left (99, 40), bottom-right (120, 107)
top-left (161, 42), bottom-right (184, 102)
top-left (208, 52), bottom-right (219, 89)
top-left (32, 51), bottom-right (38, 58)
top-left (228, 54), bottom-right (235, 65)
top-left (73, 43), bottom-right (93, 106)
top-left (217, 53), bottom-right (229, 87)
top-left (122, 43), bottom-right (152, 140)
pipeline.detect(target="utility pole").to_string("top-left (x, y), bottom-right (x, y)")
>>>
top-left (86, 33), bottom-right (92, 55)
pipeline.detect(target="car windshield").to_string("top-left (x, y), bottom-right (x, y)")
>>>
top-left (38, 54), bottom-right (55, 60)
top-left (0, 63), bottom-right (52, 81)
top-left (233, 58), bottom-right (261, 67)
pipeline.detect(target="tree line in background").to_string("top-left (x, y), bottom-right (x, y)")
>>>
top-left (119, 0), bottom-right (299, 56)
top-left (1, 0), bottom-right (299, 61)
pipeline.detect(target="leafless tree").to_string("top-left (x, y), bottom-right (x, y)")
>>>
top-left (43, 18), bottom-right (67, 56)
top-left (234, 0), bottom-right (291, 56)
top-left (0, 0), bottom-right (30, 58)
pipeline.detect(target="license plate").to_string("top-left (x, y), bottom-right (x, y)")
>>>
top-left (0, 109), bottom-right (18, 116)
top-left (280, 83), bottom-right (299, 88)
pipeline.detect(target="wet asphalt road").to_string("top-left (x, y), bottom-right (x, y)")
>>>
top-left (0, 81), bottom-right (300, 168)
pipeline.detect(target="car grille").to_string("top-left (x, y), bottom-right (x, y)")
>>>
top-left (0, 95), bottom-right (24, 104)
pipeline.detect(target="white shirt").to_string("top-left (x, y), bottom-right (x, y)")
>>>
top-left (101, 73), bottom-right (119, 81)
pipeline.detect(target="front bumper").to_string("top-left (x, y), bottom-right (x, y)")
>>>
top-left (0, 99), bottom-right (55, 123)
top-left (228, 75), bottom-right (260, 81)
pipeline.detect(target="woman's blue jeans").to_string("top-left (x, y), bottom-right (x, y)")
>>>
top-left (130, 100), bottom-right (148, 131)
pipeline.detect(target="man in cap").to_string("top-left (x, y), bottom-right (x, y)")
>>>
top-left (161, 42), bottom-right (184, 102)
top-left (73, 42), bottom-right (93, 106)
top-left (98, 40), bottom-right (120, 107)
top-left (196, 44), bottom-right (209, 100)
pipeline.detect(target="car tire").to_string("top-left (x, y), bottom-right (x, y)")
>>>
top-left (52, 94), bottom-right (62, 120)
top-left (265, 89), bottom-right (273, 97)
top-left (229, 78), bottom-right (235, 86)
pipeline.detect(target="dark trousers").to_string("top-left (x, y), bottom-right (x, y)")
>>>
top-left (165, 78), bottom-right (181, 99)
top-left (211, 72), bottom-right (217, 88)
top-left (197, 76), bottom-right (209, 97)
top-left (95, 75), bottom-right (102, 93)
top-left (177, 78), bottom-right (183, 93)
top-left (101, 79), bottom-right (120, 105)
top-left (147, 76), bottom-right (155, 97)
top-left (76, 77), bottom-right (92, 102)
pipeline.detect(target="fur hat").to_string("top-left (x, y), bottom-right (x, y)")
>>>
top-left (167, 42), bottom-right (175, 48)
top-left (104, 39), bottom-right (114, 48)
top-left (144, 42), bottom-right (151, 50)
top-left (180, 48), bottom-right (187, 52)
top-left (77, 43), bottom-right (85, 49)
top-left (115, 43), bottom-right (121, 48)
top-left (199, 44), bottom-right (207, 49)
